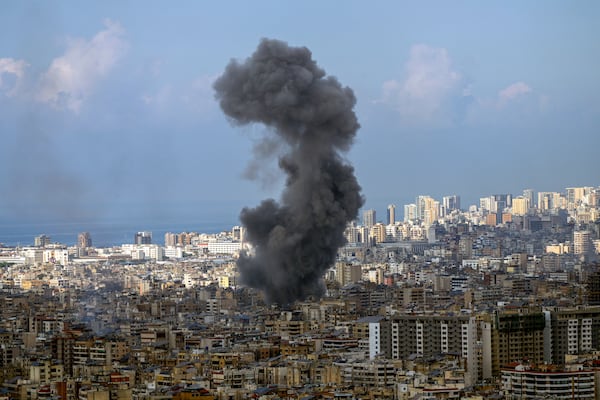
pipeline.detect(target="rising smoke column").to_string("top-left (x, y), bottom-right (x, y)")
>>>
top-left (214, 39), bottom-right (364, 304)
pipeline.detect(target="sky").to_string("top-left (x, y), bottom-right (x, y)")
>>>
top-left (0, 1), bottom-right (599, 227)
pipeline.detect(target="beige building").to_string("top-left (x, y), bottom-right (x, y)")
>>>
top-left (370, 223), bottom-right (387, 244)
top-left (574, 230), bottom-right (593, 256)
top-left (511, 196), bottom-right (529, 216)
top-left (493, 310), bottom-right (545, 376)
top-left (336, 262), bottom-right (362, 286)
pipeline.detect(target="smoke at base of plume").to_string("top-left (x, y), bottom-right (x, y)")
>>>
top-left (214, 38), bottom-right (364, 304)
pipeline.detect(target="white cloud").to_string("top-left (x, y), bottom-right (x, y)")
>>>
top-left (36, 19), bottom-right (127, 112)
top-left (0, 58), bottom-right (28, 96)
top-left (465, 81), bottom-right (540, 125)
top-left (498, 81), bottom-right (532, 103)
top-left (381, 44), bottom-right (464, 123)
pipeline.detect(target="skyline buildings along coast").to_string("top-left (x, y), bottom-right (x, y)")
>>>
top-left (1, 184), bottom-right (597, 248)
top-left (0, 182), bottom-right (600, 398)
top-left (1, 3), bottom-right (599, 396)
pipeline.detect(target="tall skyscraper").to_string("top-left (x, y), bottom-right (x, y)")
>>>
top-left (574, 230), bottom-right (593, 258)
top-left (538, 192), bottom-right (553, 211)
top-left (588, 188), bottom-right (600, 207)
top-left (362, 209), bottom-right (376, 228)
top-left (538, 191), bottom-right (565, 211)
top-left (512, 196), bottom-right (529, 216)
top-left (34, 234), bottom-right (51, 247)
top-left (416, 195), bottom-right (439, 224)
top-left (134, 231), bottom-right (152, 245)
top-left (370, 223), bottom-right (387, 244)
top-left (386, 204), bottom-right (396, 225)
top-left (77, 232), bottom-right (92, 248)
top-left (344, 224), bottom-right (360, 244)
top-left (566, 187), bottom-right (585, 208)
top-left (164, 232), bottom-right (177, 247)
top-left (442, 195), bottom-right (461, 212)
top-left (479, 196), bottom-right (494, 213)
top-left (589, 188), bottom-right (600, 208)
top-left (416, 195), bottom-right (429, 220)
top-left (404, 204), bottom-right (417, 222)
top-left (232, 226), bottom-right (245, 242)
top-left (481, 194), bottom-right (512, 214)
top-left (523, 189), bottom-right (535, 209)
top-left (494, 193), bottom-right (512, 208)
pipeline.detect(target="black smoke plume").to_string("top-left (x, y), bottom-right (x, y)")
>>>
top-left (214, 39), bottom-right (364, 304)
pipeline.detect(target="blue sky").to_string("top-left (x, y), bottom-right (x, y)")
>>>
top-left (0, 1), bottom-right (598, 226)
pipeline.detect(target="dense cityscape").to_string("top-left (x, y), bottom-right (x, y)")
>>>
top-left (1, 1), bottom-right (598, 399)
top-left (1, 185), bottom-right (599, 400)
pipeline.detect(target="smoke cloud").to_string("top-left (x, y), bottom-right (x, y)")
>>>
top-left (214, 39), bottom-right (364, 304)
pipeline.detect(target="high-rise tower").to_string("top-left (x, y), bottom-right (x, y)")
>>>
top-left (134, 231), bottom-right (152, 245)
top-left (363, 209), bottom-right (376, 228)
top-left (404, 204), bottom-right (417, 222)
top-left (386, 204), bottom-right (396, 225)
top-left (574, 230), bottom-right (593, 259)
top-left (442, 195), bottom-right (461, 212)
top-left (523, 189), bottom-right (535, 209)
top-left (512, 196), bottom-right (529, 216)
top-left (77, 232), bottom-right (92, 248)
top-left (34, 234), bottom-right (51, 247)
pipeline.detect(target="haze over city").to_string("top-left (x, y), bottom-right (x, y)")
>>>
top-left (3, 3), bottom-right (600, 398)
top-left (1, 1), bottom-right (599, 228)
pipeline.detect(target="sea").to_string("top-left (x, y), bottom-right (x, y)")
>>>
top-left (0, 219), bottom-right (236, 248)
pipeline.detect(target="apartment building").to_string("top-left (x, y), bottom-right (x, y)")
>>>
top-left (502, 363), bottom-right (595, 400)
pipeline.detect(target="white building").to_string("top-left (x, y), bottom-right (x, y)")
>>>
top-left (121, 244), bottom-right (164, 261)
top-left (207, 240), bottom-right (242, 255)
top-left (42, 249), bottom-right (69, 265)
top-left (164, 246), bottom-right (184, 259)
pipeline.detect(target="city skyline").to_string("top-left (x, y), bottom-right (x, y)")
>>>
top-left (1, 2), bottom-right (599, 227)
top-left (1, 152), bottom-right (599, 396)
top-left (2, 182), bottom-right (597, 248)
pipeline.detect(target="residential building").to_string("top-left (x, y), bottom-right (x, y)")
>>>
top-left (493, 310), bottom-right (546, 375)
top-left (502, 363), bottom-right (595, 400)
top-left (363, 209), bottom-right (376, 229)
top-left (386, 204), bottom-right (396, 225)
top-left (134, 231), bottom-right (152, 245)
top-left (547, 307), bottom-right (600, 364)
